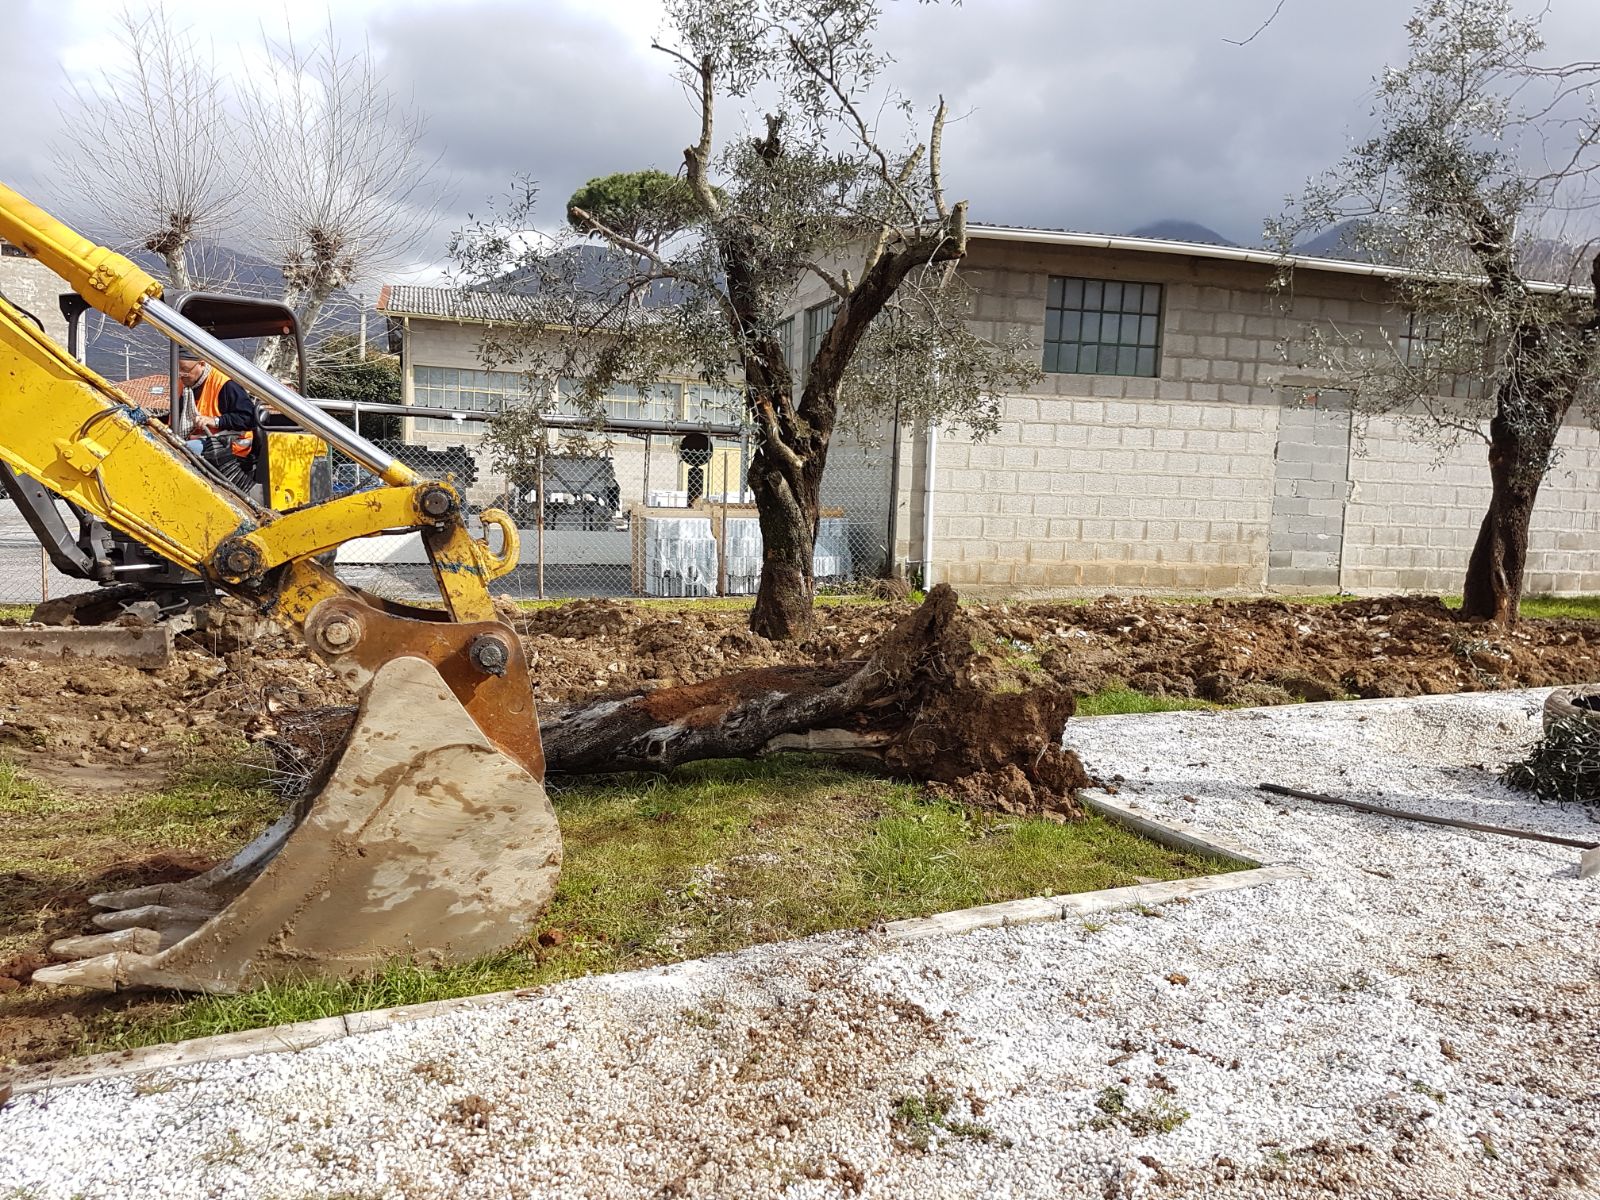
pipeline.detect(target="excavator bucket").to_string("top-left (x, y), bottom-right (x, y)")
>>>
top-left (34, 655), bottom-right (562, 994)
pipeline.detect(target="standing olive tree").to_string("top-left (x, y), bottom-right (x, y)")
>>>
top-left (1273, 0), bottom-right (1600, 624)
top-left (451, 0), bottom-right (1038, 640)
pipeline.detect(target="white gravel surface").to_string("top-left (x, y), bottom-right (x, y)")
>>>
top-left (4, 690), bottom-right (1598, 1199)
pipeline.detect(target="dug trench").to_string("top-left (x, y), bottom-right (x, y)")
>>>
top-left (1, 587), bottom-right (1597, 1066)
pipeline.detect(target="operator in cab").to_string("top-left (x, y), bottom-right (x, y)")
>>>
top-left (177, 352), bottom-right (259, 489)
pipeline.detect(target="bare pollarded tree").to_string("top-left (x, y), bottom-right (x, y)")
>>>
top-left (51, 4), bottom-right (243, 293)
top-left (52, 7), bottom-right (443, 378)
top-left (238, 21), bottom-right (446, 375)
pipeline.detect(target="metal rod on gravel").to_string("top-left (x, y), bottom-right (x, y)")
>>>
top-left (1259, 783), bottom-right (1600, 878)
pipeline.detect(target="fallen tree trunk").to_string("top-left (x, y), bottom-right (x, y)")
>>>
top-left (273, 585), bottom-right (1090, 818)
top-left (540, 583), bottom-right (952, 773)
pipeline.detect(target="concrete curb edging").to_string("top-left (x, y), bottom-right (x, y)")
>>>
top-left (3, 789), bottom-right (1296, 1098)
top-left (1079, 791), bottom-right (1268, 865)
top-left (4, 990), bottom-right (531, 1097)
top-left (880, 788), bottom-right (1298, 943)
top-left (878, 866), bottom-right (1305, 944)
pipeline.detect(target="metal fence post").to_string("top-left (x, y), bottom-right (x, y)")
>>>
top-left (536, 449), bottom-right (545, 601)
top-left (717, 452), bottom-right (729, 597)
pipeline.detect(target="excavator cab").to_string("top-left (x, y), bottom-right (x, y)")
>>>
top-left (156, 291), bottom-right (331, 510)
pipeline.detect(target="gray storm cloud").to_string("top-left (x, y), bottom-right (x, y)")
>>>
top-left (5, 0), bottom-right (1599, 274)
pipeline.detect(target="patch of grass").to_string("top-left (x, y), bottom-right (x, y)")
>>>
top-left (890, 1089), bottom-right (1000, 1150)
top-left (96, 756), bottom-right (1233, 1051)
top-left (110, 754), bottom-right (281, 853)
top-left (0, 746), bottom-right (282, 963)
top-left (1411, 1079), bottom-right (1447, 1104)
top-left (892, 1090), bottom-right (954, 1150)
top-left (1519, 594), bottom-right (1600, 620)
top-left (1074, 686), bottom-right (1222, 717)
top-left (1440, 593), bottom-right (1600, 620)
top-left (0, 760), bottom-right (54, 817)
top-left (1089, 1084), bottom-right (1190, 1136)
top-left (0, 604), bottom-right (34, 623)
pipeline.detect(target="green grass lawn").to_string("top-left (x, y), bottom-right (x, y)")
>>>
top-left (1466, 594), bottom-right (1600, 620)
top-left (77, 755), bottom-right (1236, 1052)
top-left (1073, 687), bottom-right (1225, 718)
top-left (0, 749), bottom-right (282, 964)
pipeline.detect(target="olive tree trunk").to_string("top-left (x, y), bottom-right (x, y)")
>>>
top-left (747, 440), bottom-right (825, 641)
top-left (1460, 399), bottom-right (1560, 624)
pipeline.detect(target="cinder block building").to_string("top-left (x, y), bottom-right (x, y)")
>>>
top-left (794, 227), bottom-right (1600, 596)
top-left (378, 228), bottom-right (1600, 598)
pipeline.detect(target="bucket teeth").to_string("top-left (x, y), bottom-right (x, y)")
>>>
top-left (50, 928), bottom-right (162, 959)
top-left (89, 813), bottom-right (298, 912)
top-left (31, 955), bottom-right (125, 991)
top-left (92, 904), bottom-right (216, 933)
top-left (88, 883), bottom-right (219, 912)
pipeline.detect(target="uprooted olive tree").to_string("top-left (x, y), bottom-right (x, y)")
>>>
top-left (1272, 0), bottom-right (1600, 625)
top-left (274, 587), bottom-right (1089, 820)
top-left (450, 0), bottom-right (1038, 641)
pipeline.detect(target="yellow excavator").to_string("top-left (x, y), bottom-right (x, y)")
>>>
top-left (0, 183), bottom-right (562, 995)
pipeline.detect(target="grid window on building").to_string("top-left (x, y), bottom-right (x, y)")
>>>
top-left (802, 300), bottom-right (838, 385)
top-left (414, 364), bottom-right (742, 432)
top-left (1044, 276), bottom-right (1162, 376)
top-left (1398, 311), bottom-right (1480, 399)
top-left (557, 379), bottom-right (681, 422)
top-left (684, 382), bottom-right (744, 421)
top-left (775, 316), bottom-right (797, 389)
top-left (412, 366), bottom-right (529, 432)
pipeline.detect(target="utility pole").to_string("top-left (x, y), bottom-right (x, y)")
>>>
top-left (358, 294), bottom-right (368, 358)
top-left (123, 343), bottom-right (130, 380)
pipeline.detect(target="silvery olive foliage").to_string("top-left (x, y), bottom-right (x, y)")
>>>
top-left (1271, 0), bottom-right (1600, 620)
top-left (451, 0), bottom-right (1040, 635)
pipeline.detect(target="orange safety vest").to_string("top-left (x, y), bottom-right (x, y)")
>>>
top-left (194, 368), bottom-right (255, 459)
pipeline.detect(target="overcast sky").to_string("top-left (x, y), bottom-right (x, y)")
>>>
top-left (4, 0), bottom-right (1599, 287)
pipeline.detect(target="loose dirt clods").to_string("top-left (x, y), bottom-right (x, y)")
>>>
top-left (505, 594), bottom-right (1597, 709)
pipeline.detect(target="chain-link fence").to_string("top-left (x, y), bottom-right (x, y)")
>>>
top-left (0, 428), bottom-right (898, 608)
top-left (328, 429), bottom-right (899, 602)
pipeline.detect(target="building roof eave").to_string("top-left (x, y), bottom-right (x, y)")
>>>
top-left (966, 225), bottom-right (1591, 297)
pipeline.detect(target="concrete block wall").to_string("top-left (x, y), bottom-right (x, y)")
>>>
top-left (924, 394), bottom-right (1276, 593)
top-left (915, 241), bottom-right (1350, 595)
top-left (1342, 412), bottom-right (1600, 594)
top-left (898, 240), bottom-right (1599, 597)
